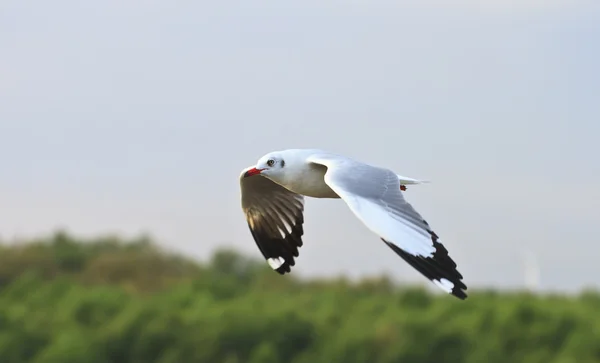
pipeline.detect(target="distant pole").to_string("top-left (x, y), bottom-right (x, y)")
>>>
top-left (523, 248), bottom-right (540, 291)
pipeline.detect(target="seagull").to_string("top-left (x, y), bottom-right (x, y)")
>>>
top-left (240, 149), bottom-right (467, 299)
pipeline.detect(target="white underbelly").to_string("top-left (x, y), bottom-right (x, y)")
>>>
top-left (284, 169), bottom-right (339, 199)
top-left (289, 180), bottom-right (339, 198)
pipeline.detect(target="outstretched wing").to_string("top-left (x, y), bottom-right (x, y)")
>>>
top-left (307, 155), bottom-right (467, 299)
top-left (240, 166), bottom-right (305, 274)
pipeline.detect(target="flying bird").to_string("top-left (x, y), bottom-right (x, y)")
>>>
top-left (240, 149), bottom-right (467, 299)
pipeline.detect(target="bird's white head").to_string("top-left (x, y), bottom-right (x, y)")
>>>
top-left (243, 151), bottom-right (288, 180)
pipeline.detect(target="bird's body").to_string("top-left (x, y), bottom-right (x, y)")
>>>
top-left (273, 156), bottom-right (339, 198)
top-left (240, 148), bottom-right (468, 299)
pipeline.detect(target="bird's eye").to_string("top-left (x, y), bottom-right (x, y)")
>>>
top-left (266, 159), bottom-right (275, 167)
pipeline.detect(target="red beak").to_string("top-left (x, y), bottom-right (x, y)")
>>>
top-left (243, 167), bottom-right (263, 177)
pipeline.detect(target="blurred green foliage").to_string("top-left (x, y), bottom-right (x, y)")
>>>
top-left (0, 230), bottom-right (599, 363)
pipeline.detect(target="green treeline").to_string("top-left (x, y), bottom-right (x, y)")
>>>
top-left (0, 231), bottom-right (599, 363)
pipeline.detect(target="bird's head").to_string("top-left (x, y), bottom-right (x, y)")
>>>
top-left (243, 152), bottom-right (287, 179)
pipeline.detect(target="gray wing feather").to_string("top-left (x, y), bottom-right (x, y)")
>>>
top-left (307, 155), bottom-right (468, 299)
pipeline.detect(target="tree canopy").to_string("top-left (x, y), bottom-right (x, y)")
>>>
top-left (0, 230), bottom-right (598, 363)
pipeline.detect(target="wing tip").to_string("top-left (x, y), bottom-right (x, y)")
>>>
top-left (382, 238), bottom-right (468, 301)
top-left (434, 277), bottom-right (468, 300)
top-left (246, 214), bottom-right (304, 276)
top-left (268, 256), bottom-right (295, 274)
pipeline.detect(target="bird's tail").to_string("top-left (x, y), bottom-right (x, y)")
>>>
top-left (397, 174), bottom-right (430, 185)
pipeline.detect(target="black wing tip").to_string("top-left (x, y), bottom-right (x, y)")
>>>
top-left (248, 222), bottom-right (304, 275)
top-left (274, 263), bottom-right (293, 275)
top-left (452, 286), bottom-right (468, 300)
top-left (436, 276), bottom-right (468, 300)
top-left (382, 236), bottom-right (468, 300)
top-left (267, 255), bottom-right (296, 275)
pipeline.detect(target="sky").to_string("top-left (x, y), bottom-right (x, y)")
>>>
top-left (1, 0), bottom-right (599, 294)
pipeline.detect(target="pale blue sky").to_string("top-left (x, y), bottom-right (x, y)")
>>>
top-left (1, 0), bottom-right (599, 293)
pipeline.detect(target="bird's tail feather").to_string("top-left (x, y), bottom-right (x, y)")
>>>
top-left (397, 174), bottom-right (430, 185)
